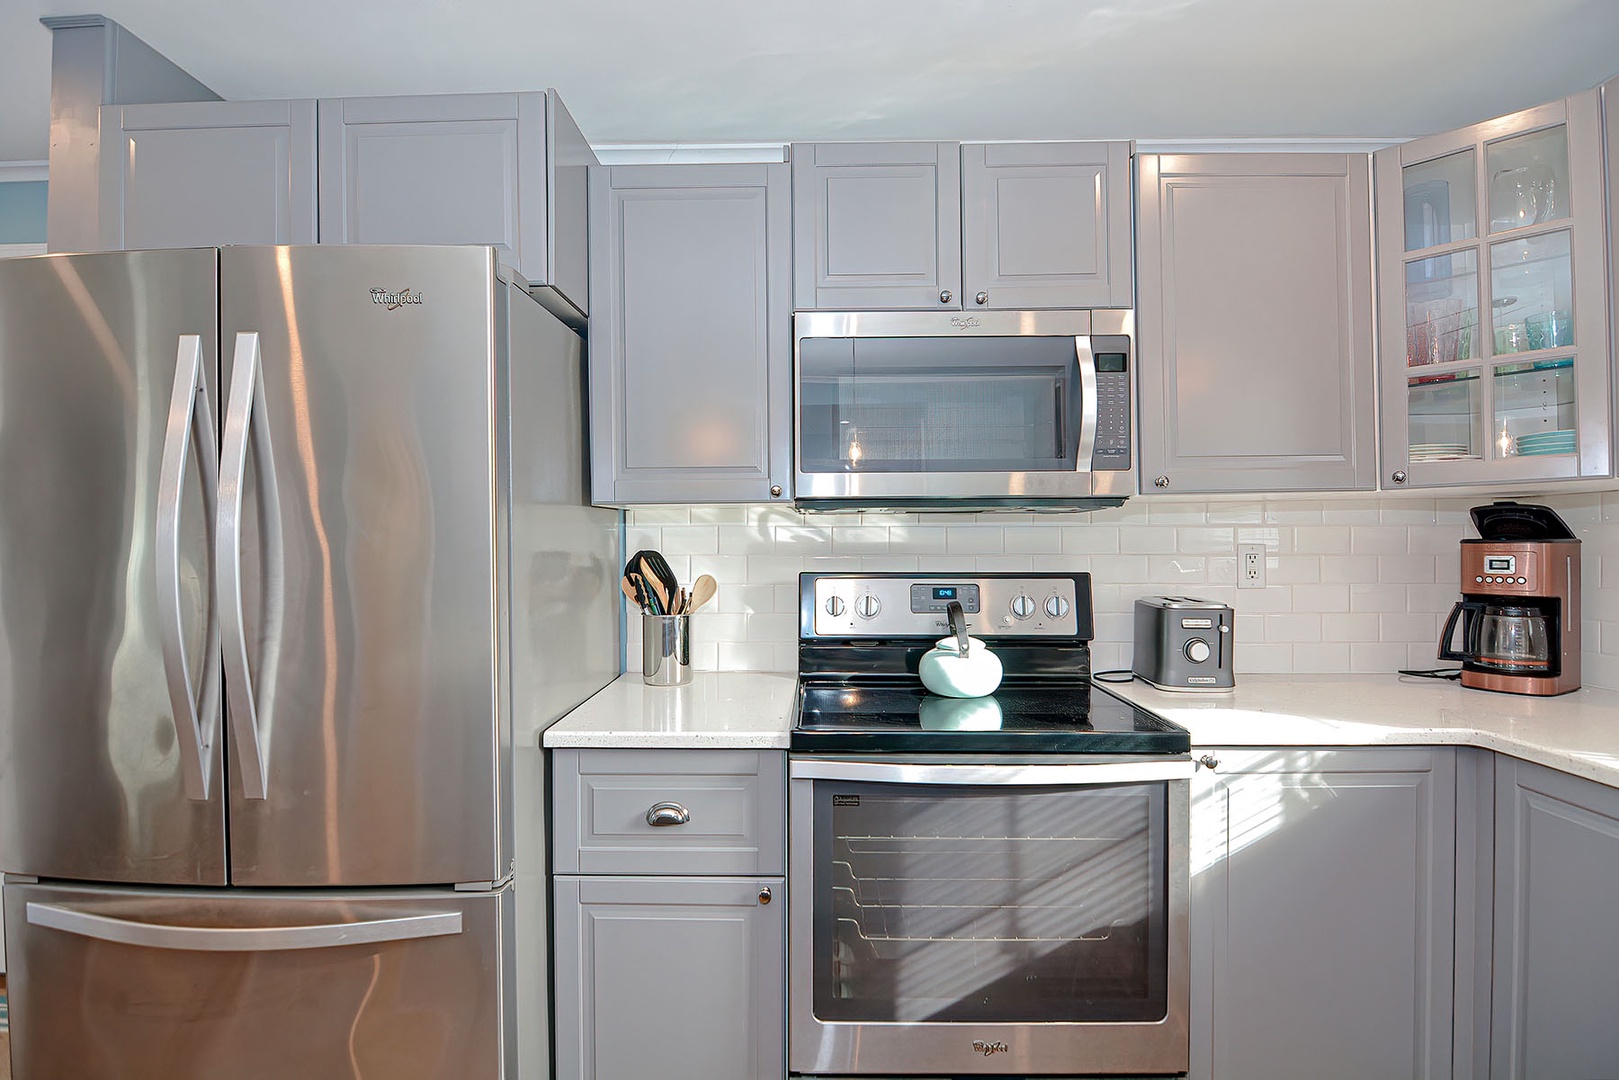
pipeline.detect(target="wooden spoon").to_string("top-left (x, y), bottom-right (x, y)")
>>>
top-left (687, 574), bottom-right (718, 613)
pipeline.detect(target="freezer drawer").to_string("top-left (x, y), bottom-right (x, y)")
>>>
top-left (4, 881), bottom-right (513, 1080)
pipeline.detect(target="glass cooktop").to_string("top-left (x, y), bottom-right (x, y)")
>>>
top-left (791, 681), bottom-right (1189, 755)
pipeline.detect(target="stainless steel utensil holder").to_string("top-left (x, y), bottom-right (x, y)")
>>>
top-left (641, 614), bottom-right (692, 686)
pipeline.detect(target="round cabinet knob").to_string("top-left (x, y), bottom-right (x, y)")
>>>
top-left (825, 596), bottom-right (847, 617)
top-left (770, 485), bottom-right (784, 498)
top-left (758, 886), bottom-right (773, 905)
top-left (1392, 470), bottom-right (1408, 485)
top-left (1183, 638), bottom-right (1212, 664)
top-left (1198, 754), bottom-right (1220, 771)
top-left (1010, 595), bottom-right (1036, 620)
top-left (854, 594), bottom-right (881, 619)
top-left (1154, 475), bottom-right (1171, 489)
top-left (1044, 595), bottom-right (1070, 619)
top-left (939, 289), bottom-right (953, 304)
top-left (975, 291), bottom-right (989, 306)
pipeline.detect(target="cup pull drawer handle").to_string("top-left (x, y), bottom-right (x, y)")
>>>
top-left (646, 802), bottom-right (691, 827)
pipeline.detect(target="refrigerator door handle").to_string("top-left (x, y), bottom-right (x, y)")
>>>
top-left (218, 331), bottom-right (284, 800)
top-left (157, 335), bottom-right (223, 801)
top-left (26, 902), bottom-right (462, 951)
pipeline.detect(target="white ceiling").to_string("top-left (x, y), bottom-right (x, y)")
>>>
top-left (3, 0), bottom-right (1619, 163)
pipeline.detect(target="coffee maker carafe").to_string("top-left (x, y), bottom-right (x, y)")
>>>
top-left (1440, 502), bottom-right (1580, 695)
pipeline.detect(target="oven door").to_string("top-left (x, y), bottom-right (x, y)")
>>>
top-left (793, 311), bottom-right (1133, 503)
top-left (789, 756), bottom-right (1191, 1077)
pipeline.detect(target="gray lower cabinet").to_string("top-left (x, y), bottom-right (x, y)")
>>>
top-left (319, 91), bottom-right (593, 314)
top-left (961, 141), bottom-right (1133, 309)
top-left (791, 141), bottom-right (961, 310)
top-left (1190, 747), bottom-right (1456, 1080)
top-left (99, 99), bottom-right (318, 249)
top-left (551, 749), bottom-right (787, 1080)
top-left (588, 164), bottom-right (792, 505)
top-left (553, 875), bottom-right (785, 1080)
top-left (1490, 756), bottom-right (1619, 1078)
top-left (1135, 154), bottom-right (1377, 493)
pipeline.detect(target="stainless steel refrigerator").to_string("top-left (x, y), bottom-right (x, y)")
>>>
top-left (0, 245), bottom-right (621, 1079)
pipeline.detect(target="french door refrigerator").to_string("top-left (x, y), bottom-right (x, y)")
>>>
top-left (0, 245), bottom-right (621, 1079)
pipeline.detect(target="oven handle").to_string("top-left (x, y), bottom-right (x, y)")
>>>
top-left (788, 758), bottom-right (1195, 786)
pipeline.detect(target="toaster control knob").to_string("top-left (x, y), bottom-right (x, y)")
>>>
top-left (825, 596), bottom-right (847, 617)
top-left (1044, 595), bottom-right (1070, 619)
top-left (854, 594), bottom-right (881, 620)
top-left (1010, 594), bottom-right (1036, 620)
top-left (1184, 638), bottom-right (1212, 664)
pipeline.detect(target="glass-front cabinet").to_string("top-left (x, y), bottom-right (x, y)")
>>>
top-left (1374, 90), bottom-right (1610, 487)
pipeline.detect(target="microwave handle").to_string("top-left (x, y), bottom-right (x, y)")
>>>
top-left (1074, 337), bottom-right (1098, 471)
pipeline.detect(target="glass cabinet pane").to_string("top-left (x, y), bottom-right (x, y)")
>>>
top-left (1494, 358), bottom-right (1576, 459)
top-left (1408, 370), bottom-right (1482, 460)
top-left (1405, 249), bottom-right (1477, 367)
top-left (1402, 150), bottom-right (1477, 251)
top-left (1490, 231), bottom-right (1573, 356)
top-left (1486, 126), bottom-right (1570, 232)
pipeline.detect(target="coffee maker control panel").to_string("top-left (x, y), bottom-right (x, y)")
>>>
top-left (1470, 551), bottom-right (1535, 589)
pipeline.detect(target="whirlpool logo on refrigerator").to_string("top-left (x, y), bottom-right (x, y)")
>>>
top-left (370, 287), bottom-right (424, 310)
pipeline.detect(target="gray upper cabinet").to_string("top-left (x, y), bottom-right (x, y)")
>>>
top-left (1136, 154), bottom-right (1376, 493)
top-left (1373, 88), bottom-right (1610, 489)
top-left (1191, 748), bottom-right (1456, 1080)
top-left (961, 141), bottom-right (1132, 309)
top-left (792, 140), bottom-right (1132, 311)
top-left (792, 141), bottom-right (961, 310)
top-left (1490, 757), bottom-right (1619, 1079)
top-left (99, 99), bottom-right (317, 249)
top-left (318, 91), bottom-right (593, 315)
top-left (589, 163), bottom-right (792, 505)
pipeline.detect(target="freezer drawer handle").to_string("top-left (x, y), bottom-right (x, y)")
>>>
top-left (157, 334), bottom-right (223, 801)
top-left (26, 902), bottom-right (463, 952)
top-left (218, 331), bottom-right (284, 800)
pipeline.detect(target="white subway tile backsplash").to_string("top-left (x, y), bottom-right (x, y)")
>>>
top-left (622, 494), bottom-right (1619, 687)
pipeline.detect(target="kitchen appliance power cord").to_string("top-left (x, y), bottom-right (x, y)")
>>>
top-left (1397, 668), bottom-right (1463, 680)
top-left (1092, 668), bottom-right (1136, 683)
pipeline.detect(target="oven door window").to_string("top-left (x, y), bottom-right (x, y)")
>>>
top-left (798, 336), bottom-right (1081, 473)
top-left (811, 780), bottom-right (1167, 1023)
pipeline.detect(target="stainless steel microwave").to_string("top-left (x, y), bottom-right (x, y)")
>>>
top-left (793, 310), bottom-right (1134, 510)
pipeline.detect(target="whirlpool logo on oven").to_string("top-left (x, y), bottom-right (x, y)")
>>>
top-left (972, 1040), bottom-right (1010, 1056)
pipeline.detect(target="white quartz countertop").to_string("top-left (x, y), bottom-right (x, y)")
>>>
top-left (544, 670), bottom-right (1619, 789)
top-left (1103, 674), bottom-right (1619, 789)
top-left (542, 672), bottom-right (797, 749)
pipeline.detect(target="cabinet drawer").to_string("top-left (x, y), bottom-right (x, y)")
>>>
top-left (552, 750), bottom-right (786, 875)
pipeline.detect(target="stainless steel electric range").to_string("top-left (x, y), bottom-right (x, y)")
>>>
top-left (789, 572), bottom-right (1191, 1079)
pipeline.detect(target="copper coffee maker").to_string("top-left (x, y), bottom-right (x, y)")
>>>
top-left (1440, 502), bottom-right (1580, 695)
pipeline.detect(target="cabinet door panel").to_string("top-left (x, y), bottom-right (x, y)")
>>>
top-left (589, 164), bottom-right (791, 504)
top-left (962, 141), bottom-right (1131, 308)
top-left (1491, 758), bottom-right (1619, 1078)
top-left (1137, 154), bottom-right (1375, 493)
top-left (554, 876), bottom-right (784, 1080)
top-left (1191, 748), bottom-right (1455, 1080)
top-left (319, 94), bottom-right (548, 287)
top-left (792, 142), bottom-right (960, 310)
top-left (101, 100), bottom-right (317, 249)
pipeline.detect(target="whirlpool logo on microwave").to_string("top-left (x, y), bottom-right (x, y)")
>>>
top-left (949, 316), bottom-right (981, 330)
top-left (972, 1040), bottom-right (1010, 1056)
top-left (370, 287), bottom-right (423, 310)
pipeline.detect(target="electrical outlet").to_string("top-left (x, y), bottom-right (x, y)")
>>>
top-left (1238, 543), bottom-right (1267, 589)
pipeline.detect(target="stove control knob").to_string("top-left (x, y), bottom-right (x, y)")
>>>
top-left (1184, 638), bottom-right (1212, 664)
top-left (825, 596), bottom-right (846, 617)
top-left (854, 594), bottom-right (881, 620)
top-left (1010, 594), bottom-right (1036, 620)
top-left (1044, 595), bottom-right (1070, 619)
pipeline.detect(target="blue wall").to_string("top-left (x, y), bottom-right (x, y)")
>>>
top-left (0, 182), bottom-right (48, 244)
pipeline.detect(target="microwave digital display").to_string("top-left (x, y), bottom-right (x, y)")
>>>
top-left (1096, 352), bottom-right (1128, 373)
top-left (1485, 555), bottom-right (1516, 573)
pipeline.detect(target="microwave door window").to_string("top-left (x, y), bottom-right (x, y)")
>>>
top-left (798, 336), bottom-right (1080, 474)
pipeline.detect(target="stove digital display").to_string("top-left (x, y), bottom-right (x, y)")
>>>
top-left (933, 587), bottom-right (957, 600)
top-left (909, 583), bottom-right (979, 613)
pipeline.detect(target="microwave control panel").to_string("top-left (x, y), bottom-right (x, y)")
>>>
top-left (1091, 335), bottom-right (1131, 471)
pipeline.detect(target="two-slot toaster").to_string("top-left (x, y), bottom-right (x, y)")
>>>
top-left (1133, 596), bottom-right (1235, 691)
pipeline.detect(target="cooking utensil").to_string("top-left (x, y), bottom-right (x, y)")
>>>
top-left (687, 574), bottom-right (717, 613)
top-left (629, 550), bottom-right (678, 615)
